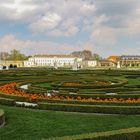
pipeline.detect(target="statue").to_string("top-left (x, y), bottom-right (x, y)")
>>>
top-left (117, 61), bottom-right (121, 69)
top-left (72, 58), bottom-right (78, 70)
top-left (54, 61), bottom-right (58, 69)
top-left (0, 59), bottom-right (3, 70)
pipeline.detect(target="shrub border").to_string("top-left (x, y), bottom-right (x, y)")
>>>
top-left (0, 109), bottom-right (5, 128)
top-left (47, 127), bottom-right (140, 140)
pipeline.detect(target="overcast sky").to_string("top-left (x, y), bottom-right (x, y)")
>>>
top-left (0, 0), bottom-right (140, 57)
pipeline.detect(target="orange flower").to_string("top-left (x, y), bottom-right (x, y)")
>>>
top-left (0, 82), bottom-right (140, 103)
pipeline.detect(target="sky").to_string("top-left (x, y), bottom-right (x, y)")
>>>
top-left (0, 0), bottom-right (140, 57)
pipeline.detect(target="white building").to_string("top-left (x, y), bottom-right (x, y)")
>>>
top-left (0, 59), bottom-right (3, 70)
top-left (82, 60), bottom-right (97, 68)
top-left (86, 60), bottom-right (97, 67)
top-left (0, 65), bottom-right (3, 70)
top-left (24, 55), bottom-right (83, 68)
top-left (117, 55), bottom-right (140, 68)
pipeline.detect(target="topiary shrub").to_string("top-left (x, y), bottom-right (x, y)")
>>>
top-left (0, 109), bottom-right (5, 127)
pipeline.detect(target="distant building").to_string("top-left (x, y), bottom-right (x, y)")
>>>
top-left (2, 61), bottom-right (24, 67)
top-left (107, 56), bottom-right (120, 63)
top-left (0, 60), bottom-right (23, 70)
top-left (24, 55), bottom-right (83, 68)
top-left (118, 55), bottom-right (140, 68)
top-left (0, 57), bottom-right (3, 69)
top-left (82, 60), bottom-right (97, 68)
top-left (97, 60), bottom-right (116, 68)
top-left (1, 54), bottom-right (139, 69)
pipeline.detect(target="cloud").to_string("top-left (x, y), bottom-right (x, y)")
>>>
top-left (0, 0), bottom-right (38, 21)
top-left (48, 18), bottom-right (79, 36)
top-left (49, 26), bottom-right (79, 37)
top-left (122, 7), bottom-right (140, 35)
top-left (89, 15), bottom-right (116, 45)
top-left (0, 0), bottom-right (140, 37)
top-left (94, 0), bottom-right (140, 35)
top-left (86, 0), bottom-right (140, 46)
top-left (29, 0), bottom-right (96, 36)
top-left (0, 0), bottom-right (140, 57)
top-left (0, 34), bottom-right (86, 55)
top-left (29, 13), bottom-right (61, 32)
top-left (122, 47), bottom-right (140, 55)
top-left (91, 26), bottom-right (116, 45)
top-left (0, 0), bottom-right (96, 36)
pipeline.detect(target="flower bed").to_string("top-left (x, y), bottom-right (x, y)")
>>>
top-left (63, 82), bottom-right (82, 86)
top-left (95, 81), bottom-right (111, 85)
top-left (0, 83), bottom-right (140, 104)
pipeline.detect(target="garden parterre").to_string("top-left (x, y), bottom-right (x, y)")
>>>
top-left (1, 69), bottom-right (140, 139)
top-left (0, 69), bottom-right (140, 114)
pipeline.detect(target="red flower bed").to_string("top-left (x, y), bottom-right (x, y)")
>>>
top-left (0, 82), bottom-right (140, 103)
top-left (95, 81), bottom-right (111, 85)
top-left (63, 82), bottom-right (81, 86)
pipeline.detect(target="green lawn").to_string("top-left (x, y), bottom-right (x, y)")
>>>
top-left (0, 105), bottom-right (140, 140)
top-left (0, 109), bottom-right (4, 116)
top-left (1, 69), bottom-right (140, 140)
top-left (127, 77), bottom-right (140, 85)
top-left (36, 83), bottom-right (52, 88)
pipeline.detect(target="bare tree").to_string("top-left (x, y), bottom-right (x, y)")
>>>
top-left (71, 50), bottom-right (92, 60)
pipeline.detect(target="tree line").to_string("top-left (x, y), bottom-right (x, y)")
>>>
top-left (0, 49), bottom-right (29, 61)
top-left (71, 50), bottom-right (102, 60)
top-left (0, 49), bottom-right (102, 61)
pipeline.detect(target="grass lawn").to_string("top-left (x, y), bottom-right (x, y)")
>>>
top-left (127, 77), bottom-right (140, 85)
top-left (0, 105), bottom-right (140, 140)
top-left (36, 83), bottom-right (52, 88)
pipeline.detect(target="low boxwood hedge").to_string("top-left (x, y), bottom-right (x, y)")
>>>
top-left (0, 109), bottom-right (5, 127)
top-left (56, 80), bottom-right (128, 89)
top-left (0, 92), bottom-right (29, 101)
top-left (47, 127), bottom-right (140, 140)
top-left (58, 93), bottom-right (140, 99)
top-left (38, 103), bottom-right (140, 114)
top-left (37, 98), bottom-right (140, 106)
top-left (78, 88), bottom-right (140, 93)
top-left (0, 97), bottom-right (15, 106)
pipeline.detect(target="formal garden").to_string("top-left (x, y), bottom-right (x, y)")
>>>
top-left (0, 68), bottom-right (140, 139)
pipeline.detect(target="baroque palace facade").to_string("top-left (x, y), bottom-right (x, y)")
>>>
top-left (1, 55), bottom-right (140, 69)
top-left (118, 55), bottom-right (140, 68)
top-left (24, 55), bottom-right (83, 68)
top-left (107, 55), bottom-right (140, 68)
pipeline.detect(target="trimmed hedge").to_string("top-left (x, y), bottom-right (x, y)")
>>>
top-left (0, 97), bottom-right (15, 106)
top-left (54, 80), bottom-right (128, 89)
top-left (38, 102), bottom-right (140, 114)
top-left (0, 109), bottom-right (5, 127)
top-left (47, 127), bottom-right (140, 140)
top-left (0, 92), bottom-right (29, 102)
top-left (37, 98), bottom-right (140, 106)
top-left (58, 93), bottom-right (140, 99)
top-left (78, 87), bottom-right (140, 93)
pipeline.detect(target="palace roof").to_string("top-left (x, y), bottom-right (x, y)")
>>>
top-left (120, 55), bottom-right (140, 60)
top-left (33, 54), bottom-right (81, 58)
top-left (107, 56), bottom-right (120, 62)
